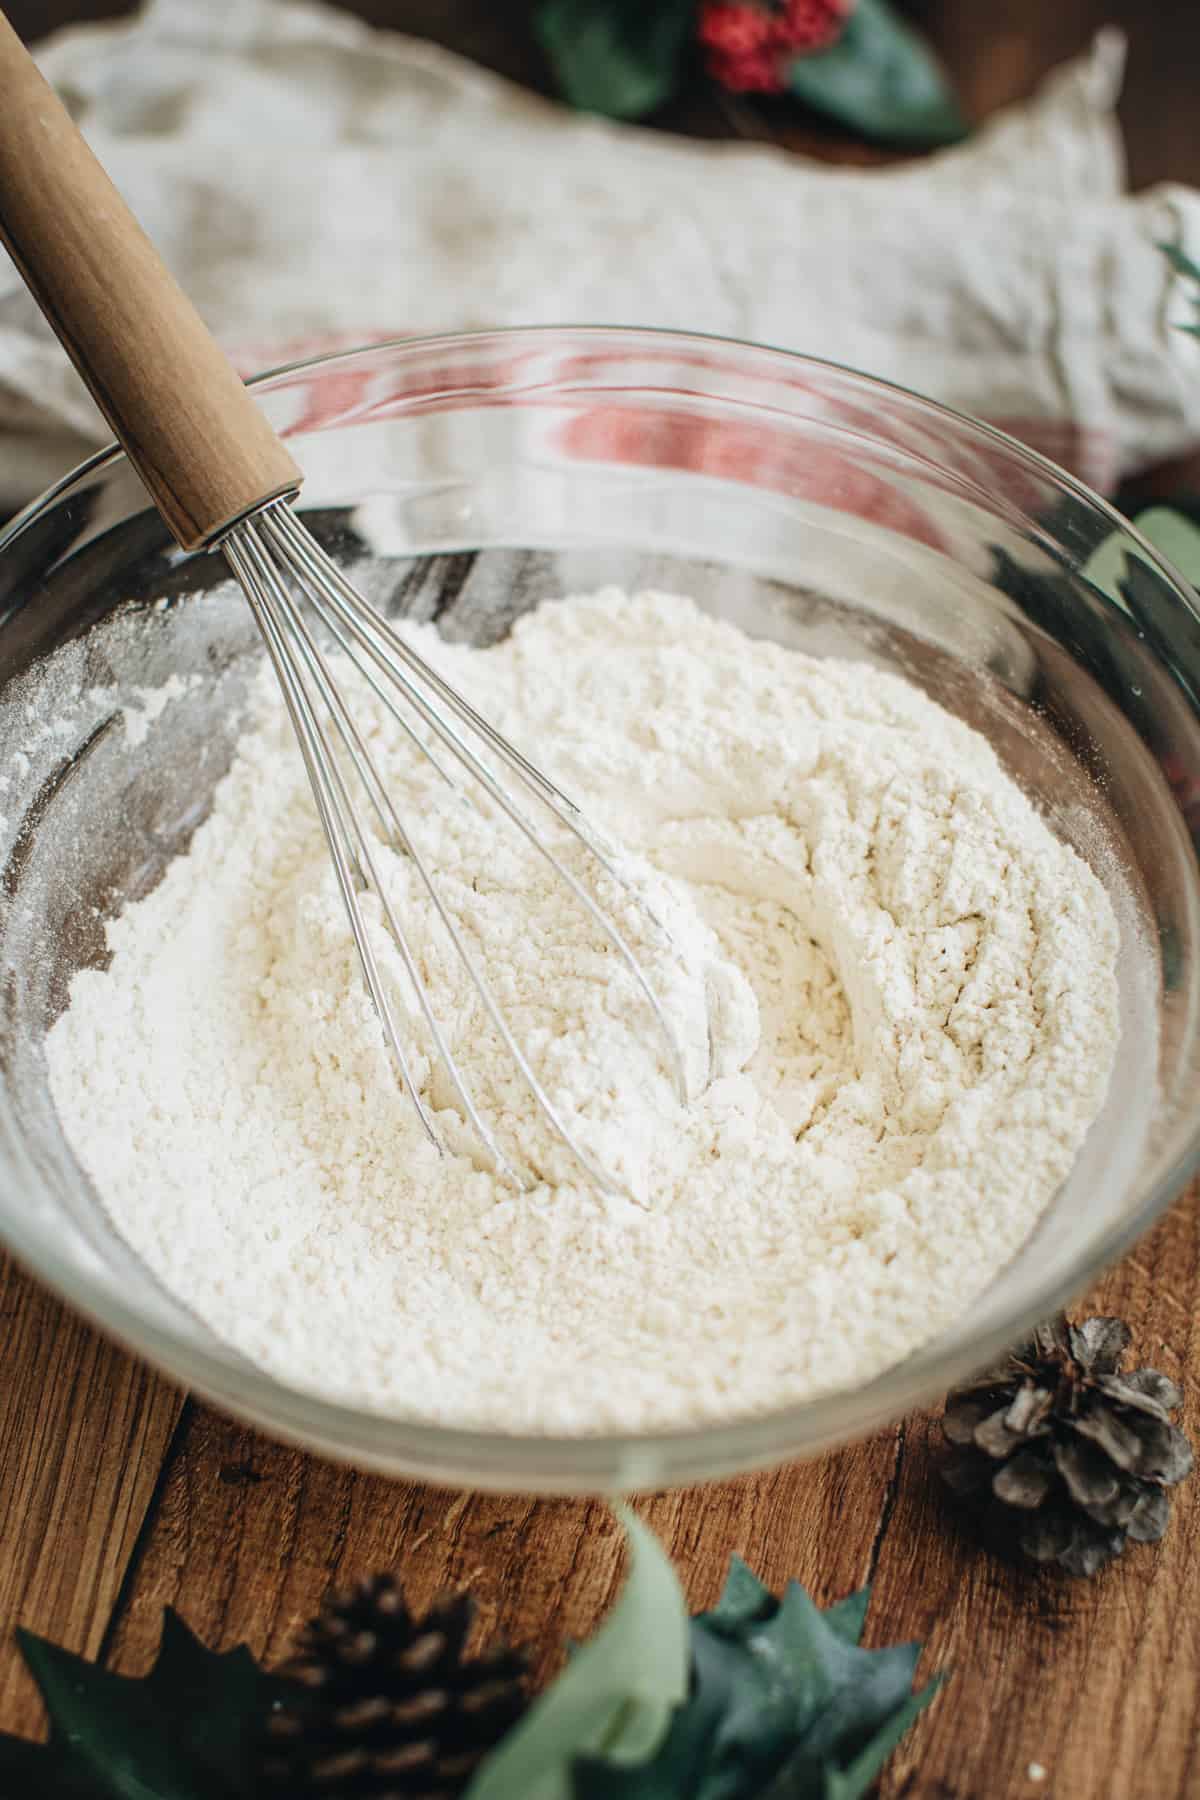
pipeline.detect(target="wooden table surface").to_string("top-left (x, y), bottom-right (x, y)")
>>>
top-left (3, 5), bottom-right (1200, 1796)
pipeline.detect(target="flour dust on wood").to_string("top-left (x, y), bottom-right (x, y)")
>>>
top-left (46, 590), bottom-right (1120, 1433)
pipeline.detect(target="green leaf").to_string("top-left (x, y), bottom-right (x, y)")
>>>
top-left (733, 1585), bottom-right (919, 1770)
top-left (1162, 241), bottom-right (1200, 286)
top-left (0, 1726), bottom-right (100, 1800)
top-left (1081, 507), bottom-right (1200, 615)
top-left (788, 0), bottom-right (966, 146)
top-left (572, 1567), bottom-right (937, 1800)
top-left (707, 1556), bottom-right (774, 1631)
top-left (764, 1680), bottom-right (942, 1799)
top-left (1161, 241), bottom-right (1200, 338)
top-left (466, 1506), bottom-right (689, 1800)
top-left (574, 1608), bottom-right (749, 1800)
top-left (1115, 540), bottom-right (1200, 714)
top-left (1133, 507), bottom-right (1200, 589)
top-left (820, 1590), bottom-right (870, 1647)
top-left (1080, 528), bottom-right (1141, 612)
top-left (0, 1610), bottom-right (289, 1800)
top-left (534, 0), bottom-right (694, 119)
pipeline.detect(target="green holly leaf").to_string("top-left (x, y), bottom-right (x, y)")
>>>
top-left (1161, 241), bottom-right (1200, 338)
top-left (788, 0), bottom-right (966, 146)
top-left (707, 1556), bottom-right (775, 1629)
top-left (0, 1610), bottom-right (289, 1799)
top-left (819, 1590), bottom-right (871, 1647)
top-left (762, 1680), bottom-right (940, 1799)
top-left (572, 1562), bottom-right (938, 1799)
top-left (465, 1506), bottom-right (690, 1800)
top-left (0, 1728), bottom-right (100, 1800)
top-left (534, 0), bottom-right (694, 119)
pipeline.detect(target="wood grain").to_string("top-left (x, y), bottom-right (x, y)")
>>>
top-left (18, 1181), bottom-right (1200, 1798)
top-left (878, 1191), bottom-right (1200, 1799)
top-left (1, 4), bottom-right (1200, 1797)
top-left (4, 1180), bottom-right (1194, 1800)
top-left (97, 1409), bottom-right (903, 1688)
top-left (0, 1252), bottom-right (183, 1730)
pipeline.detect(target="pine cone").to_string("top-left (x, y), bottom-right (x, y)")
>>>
top-left (259, 1576), bottom-right (528, 1799)
top-left (942, 1315), bottom-right (1194, 1578)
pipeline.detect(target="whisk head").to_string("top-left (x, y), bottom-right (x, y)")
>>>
top-left (221, 498), bottom-right (687, 1196)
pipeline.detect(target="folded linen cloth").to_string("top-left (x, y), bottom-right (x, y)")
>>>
top-left (1, 0), bottom-right (1198, 514)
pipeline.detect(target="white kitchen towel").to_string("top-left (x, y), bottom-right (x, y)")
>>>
top-left (1, 0), bottom-right (1199, 512)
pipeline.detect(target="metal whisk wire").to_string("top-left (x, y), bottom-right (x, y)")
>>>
top-left (0, 17), bottom-right (687, 1196)
top-left (223, 499), bottom-right (686, 1195)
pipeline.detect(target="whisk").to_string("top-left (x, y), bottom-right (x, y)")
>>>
top-left (0, 13), bottom-right (683, 1192)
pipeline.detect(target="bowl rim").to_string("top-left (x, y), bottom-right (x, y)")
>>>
top-left (11, 320), bottom-right (1200, 611)
top-left (3, 322), bottom-right (1199, 1491)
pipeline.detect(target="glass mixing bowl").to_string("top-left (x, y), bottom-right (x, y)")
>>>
top-left (0, 328), bottom-right (1198, 1493)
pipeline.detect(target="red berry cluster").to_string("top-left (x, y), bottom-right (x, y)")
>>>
top-left (697, 0), bottom-right (853, 93)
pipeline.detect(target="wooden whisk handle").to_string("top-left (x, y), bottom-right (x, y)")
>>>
top-left (0, 10), bottom-right (302, 550)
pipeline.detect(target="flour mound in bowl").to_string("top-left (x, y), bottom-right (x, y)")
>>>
top-left (46, 589), bottom-right (1120, 1433)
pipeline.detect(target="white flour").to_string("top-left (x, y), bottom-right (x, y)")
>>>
top-left (46, 589), bottom-right (1120, 1433)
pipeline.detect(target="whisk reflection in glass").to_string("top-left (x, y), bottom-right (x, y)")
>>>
top-left (0, 11), bottom-right (683, 1193)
